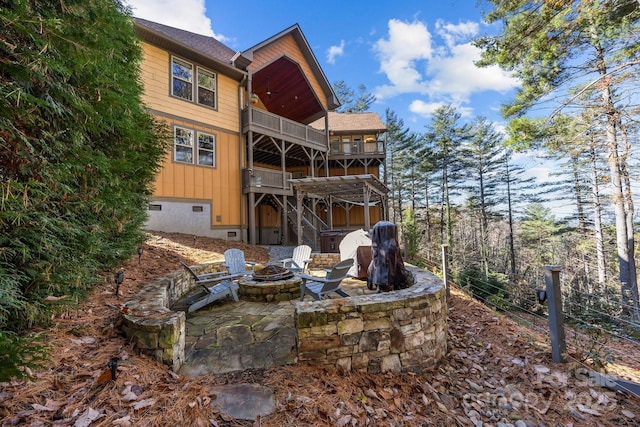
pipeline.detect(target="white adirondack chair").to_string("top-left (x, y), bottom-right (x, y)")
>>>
top-left (280, 245), bottom-right (312, 273)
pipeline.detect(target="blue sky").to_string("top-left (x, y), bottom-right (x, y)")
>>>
top-left (125, 0), bottom-right (520, 131)
top-left (125, 0), bottom-right (568, 216)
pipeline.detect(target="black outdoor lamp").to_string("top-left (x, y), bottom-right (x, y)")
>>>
top-left (536, 288), bottom-right (547, 304)
top-left (137, 246), bottom-right (144, 264)
top-left (114, 271), bottom-right (125, 299)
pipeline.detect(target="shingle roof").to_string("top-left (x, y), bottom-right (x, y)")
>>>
top-left (309, 112), bottom-right (386, 133)
top-left (134, 18), bottom-right (236, 64)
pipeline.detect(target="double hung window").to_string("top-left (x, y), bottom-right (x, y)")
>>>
top-left (171, 56), bottom-right (216, 109)
top-left (174, 126), bottom-right (216, 167)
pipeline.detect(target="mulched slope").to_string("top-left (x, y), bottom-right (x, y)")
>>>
top-left (1, 232), bottom-right (639, 426)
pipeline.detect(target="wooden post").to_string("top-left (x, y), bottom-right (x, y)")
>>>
top-left (544, 265), bottom-right (566, 363)
top-left (441, 244), bottom-right (450, 300)
top-left (296, 192), bottom-right (304, 246)
top-left (363, 184), bottom-right (370, 232)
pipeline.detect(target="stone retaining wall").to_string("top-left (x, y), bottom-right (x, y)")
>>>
top-left (295, 265), bottom-right (447, 373)
top-left (121, 258), bottom-right (447, 374)
top-left (120, 261), bottom-right (227, 371)
top-left (308, 253), bottom-right (340, 269)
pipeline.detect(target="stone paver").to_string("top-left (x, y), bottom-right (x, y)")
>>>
top-left (178, 274), bottom-right (372, 376)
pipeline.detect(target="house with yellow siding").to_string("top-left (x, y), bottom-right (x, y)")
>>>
top-left (134, 18), bottom-right (388, 249)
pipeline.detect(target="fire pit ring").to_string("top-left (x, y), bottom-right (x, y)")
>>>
top-left (252, 264), bottom-right (294, 282)
top-left (238, 265), bottom-right (301, 302)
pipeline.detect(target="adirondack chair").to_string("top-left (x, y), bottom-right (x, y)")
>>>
top-left (279, 245), bottom-right (312, 273)
top-left (187, 280), bottom-right (239, 312)
top-left (222, 248), bottom-right (256, 277)
top-left (181, 249), bottom-right (255, 312)
top-left (298, 258), bottom-right (354, 301)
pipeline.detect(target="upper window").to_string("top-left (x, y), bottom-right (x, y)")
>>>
top-left (174, 126), bottom-right (216, 168)
top-left (197, 69), bottom-right (216, 108)
top-left (171, 57), bottom-right (216, 109)
top-left (172, 58), bottom-right (193, 101)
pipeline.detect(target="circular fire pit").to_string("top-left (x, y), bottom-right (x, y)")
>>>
top-left (238, 265), bottom-right (302, 302)
top-left (252, 264), bottom-right (294, 281)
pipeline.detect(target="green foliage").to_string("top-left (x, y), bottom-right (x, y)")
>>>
top-left (0, 0), bottom-right (169, 374)
top-left (401, 208), bottom-right (421, 258)
top-left (519, 203), bottom-right (562, 266)
top-left (332, 80), bottom-right (376, 113)
top-left (456, 264), bottom-right (507, 303)
top-left (0, 331), bottom-right (48, 381)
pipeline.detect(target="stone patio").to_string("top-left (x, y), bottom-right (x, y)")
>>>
top-left (178, 276), bottom-right (373, 376)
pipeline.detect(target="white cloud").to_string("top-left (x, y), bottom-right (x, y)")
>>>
top-left (427, 43), bottom-right (519, 102)
top-left (408, 99), bottom-right (473, 119)
top-left (124, 0), bottom-right (228, 41)
top-left (373, 17), bottom-right (520, 115)
top-left (435, 20), bottom-right (479, 49)
top-left (373, 19), bottom-right (433, 99)
top-left (327, 40), bottom-right (345, 65)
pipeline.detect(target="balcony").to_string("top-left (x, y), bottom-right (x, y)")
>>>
top-left (242, 108), bottom-right (327, 152)
top-left (242, 166), bottom-right (293, 196)
top-left (330, 140), bottom-right (385, 158)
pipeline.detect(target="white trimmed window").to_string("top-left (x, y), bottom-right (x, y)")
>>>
top-left (174, 127), bottom-right (194, 163)
top-left (197, 69), bottom-right (216, 108)
top-left (174, 126), bottom-right (216, 167)
top-left (197, 132), bottom-right (216, 167)
top-left (172, 58), bottom-right (193, 101)
top-left (171, 56), bottom-right (217, 108)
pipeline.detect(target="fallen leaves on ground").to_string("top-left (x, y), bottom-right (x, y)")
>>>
top-left (1, 231), bottom-right (639, 426)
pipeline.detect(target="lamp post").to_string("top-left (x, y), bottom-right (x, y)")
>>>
top-left (114, 271), bottom-right (124, 299)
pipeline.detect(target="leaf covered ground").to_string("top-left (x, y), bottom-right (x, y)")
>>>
top-left (1, 232), bottom-right (639, 426)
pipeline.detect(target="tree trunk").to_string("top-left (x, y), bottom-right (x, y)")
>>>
top-left (619, 123), bottom-right (640, 320)
top-left (589, 143), bottom-right (606, 286)
top-left (505, 159), bottom-right (517, 275)
top-left (592, 31), bottom-right (638, 319)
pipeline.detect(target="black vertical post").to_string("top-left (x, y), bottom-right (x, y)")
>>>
top-left (544, 265), bottom-right (566, 363)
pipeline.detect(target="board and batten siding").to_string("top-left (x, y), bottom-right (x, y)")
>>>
top-left (139, 43), bottom-right (240, 131)
top-left (140, 42), bottom-right (244, 229)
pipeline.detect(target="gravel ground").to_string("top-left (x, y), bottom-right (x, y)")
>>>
top-left (262, 245), bottom-right (296, 263)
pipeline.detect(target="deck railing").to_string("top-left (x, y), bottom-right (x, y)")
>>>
top-left (242, 167), bottom-right (293, 193)
top-left (330, 140), bottom-right (385, 156)
top-left (242, 108), bottom-right (327, 149)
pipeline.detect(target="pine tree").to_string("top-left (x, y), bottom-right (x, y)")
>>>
top-left (477, 0), bottom-right (640, 319)
top-left (459, 117), bottom-right (506, 275)
top-left (0, 0), bottom-right (168, 376)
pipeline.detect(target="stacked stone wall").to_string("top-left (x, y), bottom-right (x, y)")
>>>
top-left (295, 265), bottom-right (446, 373)
top-left (120, 261), bottom-right (227, 371)
top-left (121, 258), bottom-right (448, 374)
top-left (308, 253), bottom-right (340, 269)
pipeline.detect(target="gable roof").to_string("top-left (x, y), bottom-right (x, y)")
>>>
top-left (243, 24), bottom-right (339, 111)
top-left (134, 18), bottom-right (246, 81)
top-left (309, 112), bottom-right (386, 133)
